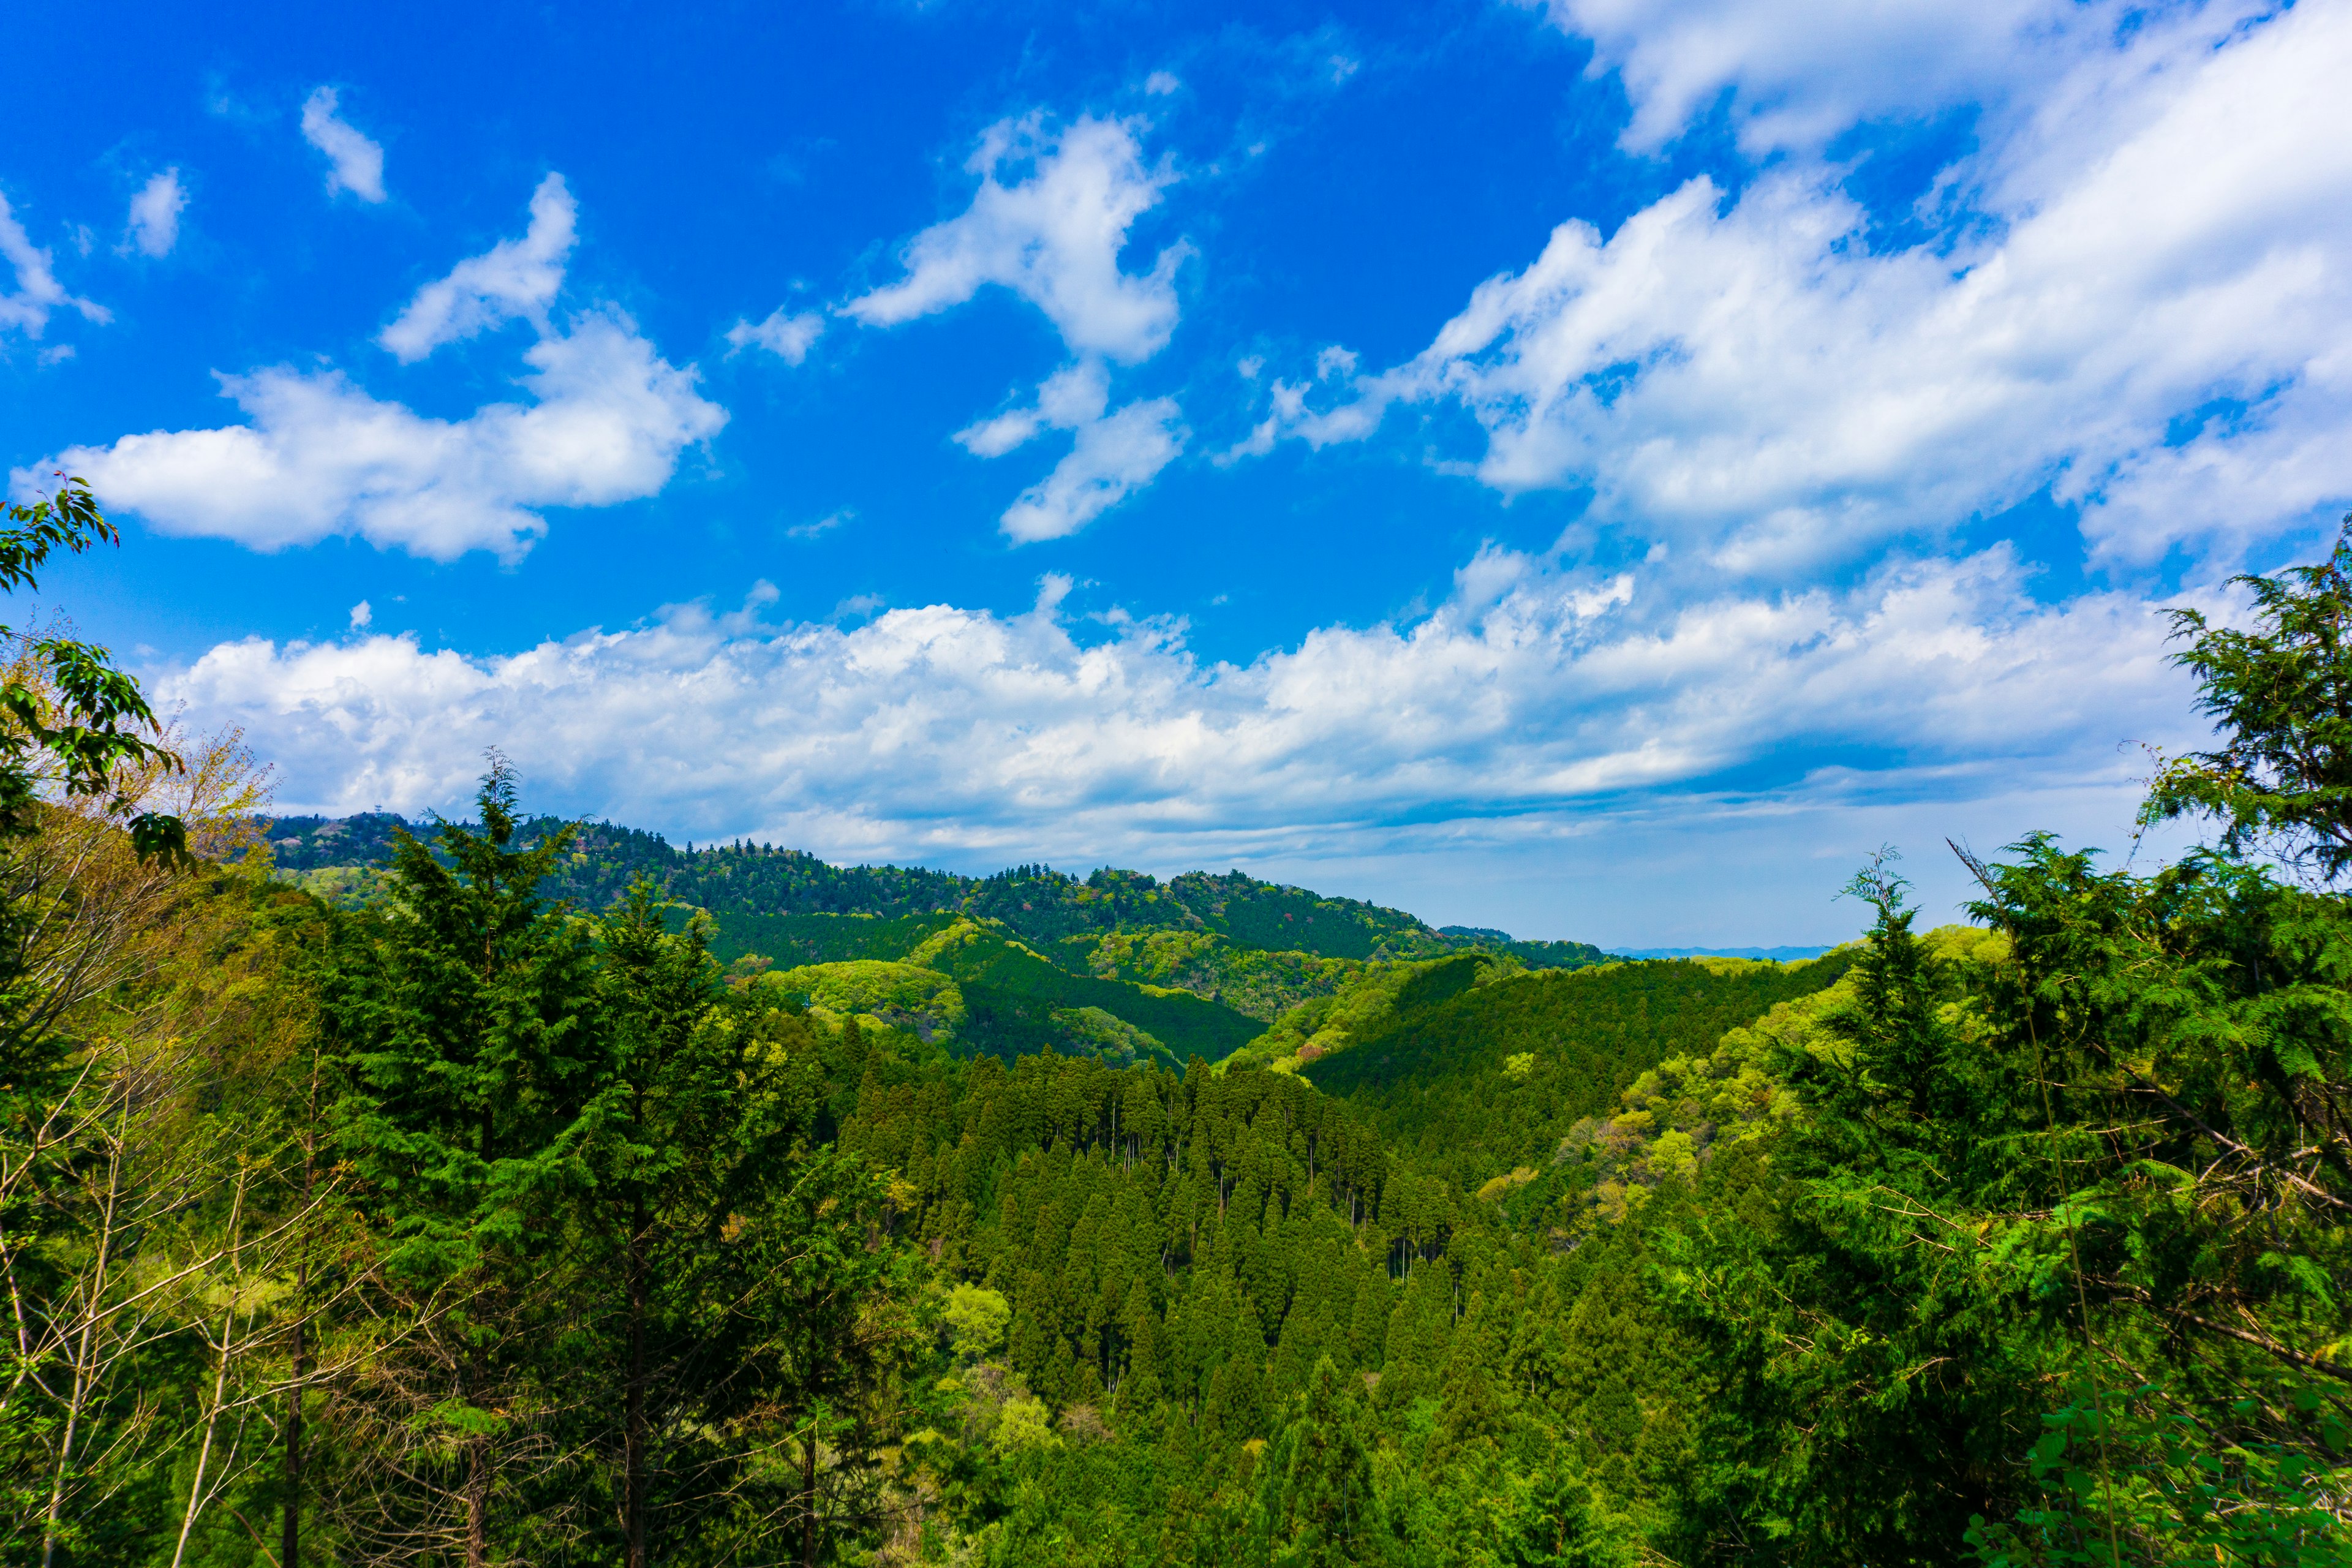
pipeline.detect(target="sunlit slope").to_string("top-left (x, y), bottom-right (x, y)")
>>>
top-left (1302, 952), bottom-right (1857, 1186)
top-left (710, 913), bottom-right (1264, 1070)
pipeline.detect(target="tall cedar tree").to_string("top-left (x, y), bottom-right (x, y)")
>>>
top-left (318, 763), bottom-right (604, 1566)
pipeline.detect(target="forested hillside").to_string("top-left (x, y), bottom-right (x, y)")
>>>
top-left (9, 482), bottom-right (2351, 1566)
top-left (263, 815), bottom-right (1613, 1076)
top-left (264, 814), bottom-right (1610, 973)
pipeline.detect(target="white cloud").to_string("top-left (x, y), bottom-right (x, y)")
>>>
top-left (30, 312), bottom-right (724, 561)
top-left (788, 510), bottom-right (851, 541)
top-left (1528, 0), bottom-right (2212, 154)
top-left (954, 361), bottom-right (1188, 541)
top-left (123, 169), bottom-right (187, 259)
top-left (1250, 1), bottom-right (2352, 570)
top-left (843, 113), bottom-right (1188, 363)
top-left (350, 600), bottom-right (372, 630)
top-left (1144, 71), bottom-right (1182, 97)
top-left (380, 174), bottom-right (575, 361)
top-left (155, 546), bottom-right (2199, 880)
top-left (1001, 396), bottom-right (1186, 543)
top-left (954, 360), bottom-right (1107, 457)
top-left (25, 179), bottom-right (723, 560)
top-left (300, 87), bottom-right (386, 204)
top-left (725, 306), bottom-right (825, 364)
top-left (0, 190), bottom-right (108, 339)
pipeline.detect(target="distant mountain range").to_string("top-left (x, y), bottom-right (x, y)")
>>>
top-left (1610, 944), bottom-right (1837, 962)
top-left (258, 813), bottom-right (1632, 1069)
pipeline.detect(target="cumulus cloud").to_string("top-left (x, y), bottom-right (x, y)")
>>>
top-left (300, 87), bottom-right (386, 203)
top-left (954, 360), bottom-right (1188, 541)
top-left (843, 113), bottom-right (1188, 363)
top-left (23, 178), bottom-right (724, 560)
top-left (0, 190), bottom-right (108, 340)
top-left (123, 168), bottom-right (186, 258)
top-left (725, 306), bottom-right (824, 364)
top-left (154, 546), bottom-right (2197, 872)
top-left (380, 174), bottom-right (576, 361)
top-left (1248, 1), bottom-right (2352, 570)
top-left (32, 312), bottom-right (725, 560)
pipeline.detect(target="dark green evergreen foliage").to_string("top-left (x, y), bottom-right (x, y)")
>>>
top-left (1651, 881), bottom-right (2046, 1564)
top-left (312, 764), bottom-right (616, 1556)
top-left (688, 908), bottom-right (963, 968)
top-left (925, 923), bottom-right (1263, 1066)
top-left (1254, 1356), bottom-right (1374, 1567)
top-left (2145, 515), bottom-right (2352, 882)
top-left (1441, 925), bottom-right (1614, 971)
top-left (1307, 951), bottom-right (1854, 1186)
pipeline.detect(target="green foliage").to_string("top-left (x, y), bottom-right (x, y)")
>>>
top-left (2146, 515), bottom-right (2352, 882)
top-left (48, 519), bottom-right (2352, 1565)
top-left (0, 473), bottom-right (183, 860)
top-left (945, 1285), bottom-right (1012, 1362)
top-left (265, 818), bottom-right (1609, 976)
top-left (906, 917), bottom-right (1262, 1066)
top-left (1968, 1379), bottom-right (2352, 1568)
top-left (1226, 952), bottom-right (1501, 1073)
top-left (1306, 951), bottom-right (1855, 1191)
top-left (1060, 927), bottom-right (1368, 1022)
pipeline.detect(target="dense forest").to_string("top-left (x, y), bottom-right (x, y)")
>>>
top-left (6, 475), bottom-right (2350, 1565)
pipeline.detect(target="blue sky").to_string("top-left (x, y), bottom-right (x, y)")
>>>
top-left (7, 0), bottom-right (2346, 944)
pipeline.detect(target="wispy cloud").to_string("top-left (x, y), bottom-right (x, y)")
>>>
top-left (300, 86), bottom-right (387, 204)
top-left (0, 190), bottom-right (108, 340)
top-left (380, 173), bottom-right (575, 361)
top-left (1528, 0), bottom-right (2147, 153)
top-left (725, 306), bottom-right (824, 364)
top-left (954, 361), bottom-right (1188, 541)
top-left (787, 508), bottom-right (851, 540)
top-left (32, 315), bottom-right (723, 560)
top-left (122, 168), bottom-right (187, 258)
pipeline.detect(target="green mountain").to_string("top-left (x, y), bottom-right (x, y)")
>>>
top-left (260, 813), bottom-right (1608, 971)
top-left (260, 812), bottom-right (1610, 1072)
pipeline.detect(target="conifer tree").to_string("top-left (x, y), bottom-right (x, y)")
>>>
top-left (315, 761), bottom-right (604, 1564)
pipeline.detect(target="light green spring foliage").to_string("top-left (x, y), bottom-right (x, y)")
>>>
top-left (1226, 954), bottom-right (1515, 1074)
top-left (280, 862), bottom-right (391, 909)
top-left (1049, 1005), bottom-right (1169, 1069)
top-left (1061, 928), bottom-right (1368, 1022)
top-left (1555, 933), bottom-right (1998, 1226)
top-left (943, 1283), bottom-right (1012, 1361)
top-left (993, 1395), bottom-right (1057, 1452)
top-left (763, 958), bottom-right (968, 1044)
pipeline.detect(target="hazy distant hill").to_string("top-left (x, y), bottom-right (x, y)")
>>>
top-left (1610, 943), bottom-right (1834, 961)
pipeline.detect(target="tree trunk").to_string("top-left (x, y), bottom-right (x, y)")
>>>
top-left (172, 1175), bottom-right (248, 1568)
top-left (40, 1107), bottom-right (128, 1568)
top-left (170, 1306), bottom-right (236, 1568)
top-left (800, 1422), bottom-right (818, 1568)
top-left (625, 1193), bottom-right (649, 1568)
top-left (465, 1343), bottom-right (491, 1568)
top-left (282, 1313), bottom-right (304, 1568)
top-left (284, 1051), bottom-right (319, 1568)
top-left (466, 1431), bottom-right (491, 1568)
